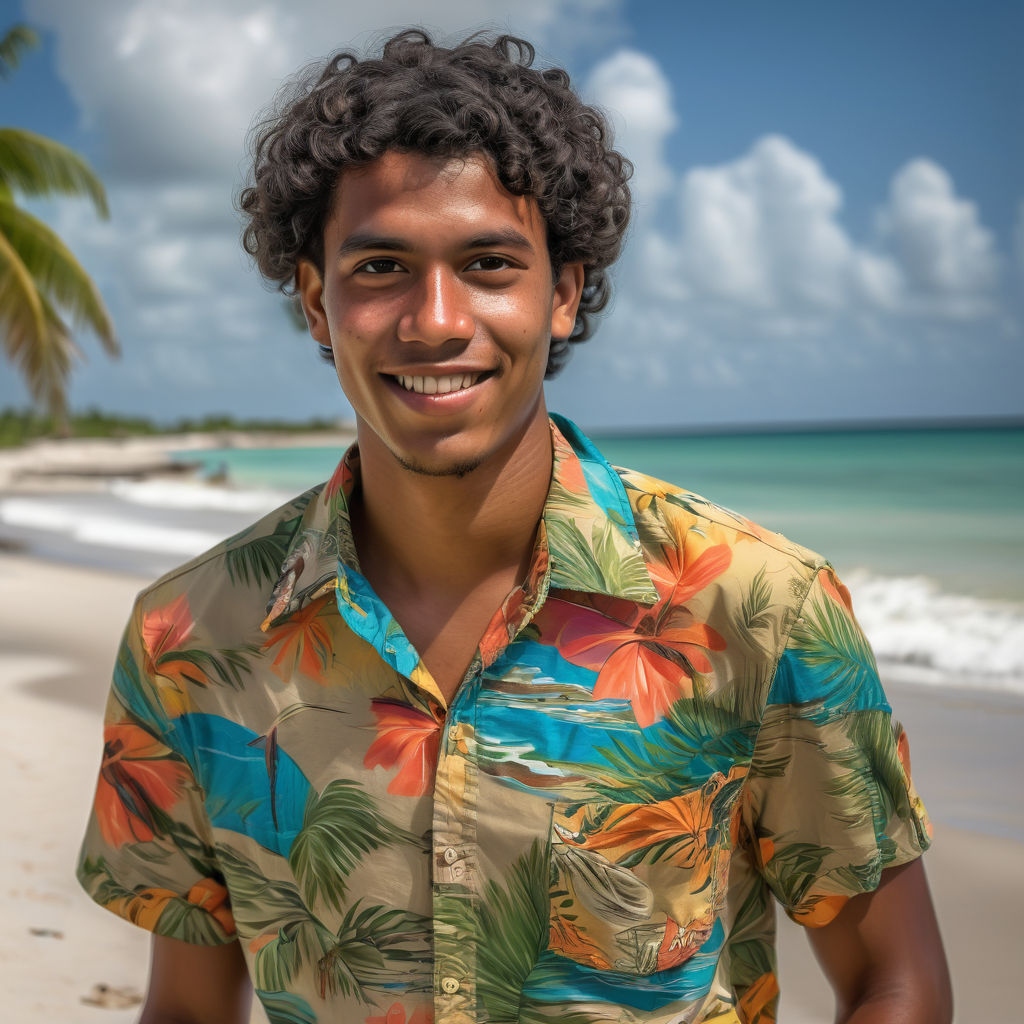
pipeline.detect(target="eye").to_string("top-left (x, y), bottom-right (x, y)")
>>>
top-left (465, 255), bottom-right (514, 272)
top-left (356, 258), bottom-right (403, 275)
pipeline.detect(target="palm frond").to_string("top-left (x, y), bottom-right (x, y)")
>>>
top-left (215, 846), bottom-right (315, 934)
top-left (161, 645), bottom-right (253, 689)
top-left (761, 841), bottom-right (829, 910)
top-left (2, 280), bottom-right (75, 417)
top-left (0, 198), bottom-right (116, 347)
top-left (740, 566), bottom-right (773, 635)
top-left (789, 591), bottom-right (881, 716)
top-left (225, 515), bottom-right (299, 587)
top-left (476, 840), bottom-right (550, 1022)
top-left (255, 918), bottom-right (338, 995)
top-left (328, 902), bottom-right (432, 996)
top-left (590, 693), bottom-right (756, 803)
top-left (254, 990), bottom-right (317, 1024)
top-left (823, 710), bottom-right (910, 840)
top-left (546, 516), bottom-right (608, 591)
top-left (288, 780), bottom-right (417, 912)
top-left (0, 222), bottom-right (46, 352)
top-left (0, 127), bottom-right (108, 214)
top-left (0, 25), bottom-right (38, 76)
top-left (154, 897), bottom-right (231, 944)
top-left (592, 518), bottom-right (655, 599)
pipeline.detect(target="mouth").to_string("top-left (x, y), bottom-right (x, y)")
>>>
top-left (390, 371), bottom-right (490, 395)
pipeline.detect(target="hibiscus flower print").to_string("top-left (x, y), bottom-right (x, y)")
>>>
top-left (96, 721), bottom-right (191, 847)
top-left (543, 542), bottom-right (731, 726)
top-left (363, 698), bottom-right (443, 796)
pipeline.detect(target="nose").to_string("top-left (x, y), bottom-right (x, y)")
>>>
top-left (396, 265), bottom-right (474, 346)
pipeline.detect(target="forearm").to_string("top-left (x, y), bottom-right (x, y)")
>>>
top-left (837, 984), bottom-right (953, 1024)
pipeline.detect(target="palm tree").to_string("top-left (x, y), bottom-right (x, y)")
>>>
top-left (0, 24), bottom-right (117, 431)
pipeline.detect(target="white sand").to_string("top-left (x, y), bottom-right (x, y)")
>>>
top-left (0, 429), bottom-right (353, 492)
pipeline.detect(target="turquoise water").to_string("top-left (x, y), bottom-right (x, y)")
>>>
top-left (183, 426), bottom-right (1024, 602)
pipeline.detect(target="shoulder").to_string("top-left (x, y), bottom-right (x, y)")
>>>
top-left (617, 461), bottom-right (823, 565)
top-left (615, 461), bottom-right (828, 619)
top-left (131, 482), bottom-right (324, 622)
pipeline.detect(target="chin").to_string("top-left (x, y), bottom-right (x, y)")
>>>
top-left (391, 448), bottom-right (488, 480)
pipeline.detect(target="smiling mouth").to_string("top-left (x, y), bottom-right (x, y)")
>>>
top-left (392, 372), bottom-right (487, 395)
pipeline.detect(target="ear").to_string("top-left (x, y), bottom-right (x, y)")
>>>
top-left (296, 259), bottom-right (331, 346)
top-left (550, 262), bottom-right (585, 340)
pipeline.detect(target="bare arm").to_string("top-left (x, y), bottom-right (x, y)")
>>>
top-left (138, 934), bottom-right (252, 1024)
top-left (806, 858), bottom-right (952, 1023)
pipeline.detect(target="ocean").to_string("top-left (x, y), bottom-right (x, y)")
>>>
top-left (3, 424), bottom-right (1022, 696)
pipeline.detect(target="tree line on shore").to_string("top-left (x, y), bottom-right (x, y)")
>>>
top-left (0, 407), bottom-right (347, 448)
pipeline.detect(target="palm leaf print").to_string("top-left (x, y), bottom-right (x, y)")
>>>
top-left (546, 517), bottom-right (652, 600)
top-left (788, 586), bottom-right (880, 714)
top-left (225, 514), bottom-right (302, 588)
top-left (255, 990), bottom-right (317, 1024)
top-left (220, 846), bottom-right (428, 1003)
top-left (288, 780), bottom-right (420, 912)
top-left (319, 902), bottom-right (431, 999)
top-left (823, 710), bottom-right (909, 844)
top-left (545, 517), bottom-right (610, 593)
top-left (472, 840), bottom-right (603, 1024)
top-left (725, 878), bottom-right (774, 990)
top-left (739, 567), bottom-right (774, 637)
top-left (591, 694), bottom-right (756, 804)
top-left (157, 644), bottom-right (253, 690)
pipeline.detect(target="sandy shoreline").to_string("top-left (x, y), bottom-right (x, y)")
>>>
top-left (0, 428), bottom-right (355, 492)
top-left (2, 544), bottom-right (1021, 1020)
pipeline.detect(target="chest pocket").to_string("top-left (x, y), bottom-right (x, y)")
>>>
top-left (547, 769), bottom-right (744, 978)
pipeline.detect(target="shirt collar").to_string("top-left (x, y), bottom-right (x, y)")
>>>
top-left (261, 414), bottom-right (657, 631)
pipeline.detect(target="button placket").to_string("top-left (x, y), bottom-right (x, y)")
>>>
top-left (432, 682), bottom-right (481, 1022)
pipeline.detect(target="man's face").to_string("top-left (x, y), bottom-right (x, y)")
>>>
top-left (297, 151), bottom-right (583, 478)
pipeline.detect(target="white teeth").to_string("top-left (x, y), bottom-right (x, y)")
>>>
top-left (396, 373), bottom-right (481, 394)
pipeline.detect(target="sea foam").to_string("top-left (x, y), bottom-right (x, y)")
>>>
top-left (0, 496), bottom-right (226, 557)
top-left (110, 479), bottom-right (291, 513)
top-left (845, 571), bottom-right (1024, 694)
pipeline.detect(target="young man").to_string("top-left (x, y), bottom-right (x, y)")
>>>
top-left (78, 31), bottom-right (951, 1024)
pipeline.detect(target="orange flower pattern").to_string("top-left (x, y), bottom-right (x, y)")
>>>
top-left (95, 722), bottom-right (190, 848)
top-left (364, 698), bottom-right (443, 796)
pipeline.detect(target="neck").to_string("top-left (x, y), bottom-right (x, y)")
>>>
top-left (351, 410), bottom-right (553, 599)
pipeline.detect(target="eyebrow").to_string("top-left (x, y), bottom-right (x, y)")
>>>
top-left (336, 227), bottom-right (536, 260)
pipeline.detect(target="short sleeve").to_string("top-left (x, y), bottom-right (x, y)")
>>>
top-left (740, 566), bottom-right (932, 928)
top-left (76, 606), bottom-right (236, 944)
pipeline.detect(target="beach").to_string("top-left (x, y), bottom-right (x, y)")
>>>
top-left (1, 431), bottom-right (1022, 1022)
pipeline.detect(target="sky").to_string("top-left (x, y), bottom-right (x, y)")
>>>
top-left (2, 0), bottom-right (1022, 431)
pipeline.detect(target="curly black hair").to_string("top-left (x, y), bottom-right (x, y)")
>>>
top-left (239, 29), bottom-right (632, 376)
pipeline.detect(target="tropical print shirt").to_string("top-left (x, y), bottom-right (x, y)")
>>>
top-left (78, 415), bottom-right (931, 1024)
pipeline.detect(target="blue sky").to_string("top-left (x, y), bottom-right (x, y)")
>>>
top-left (2, 0), bottom-right (1021, 430)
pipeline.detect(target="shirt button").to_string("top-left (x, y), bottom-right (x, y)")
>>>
top-left (441, 976), bottom-right (460, 994)
top-left (443, 847), bottom-right (459, 864)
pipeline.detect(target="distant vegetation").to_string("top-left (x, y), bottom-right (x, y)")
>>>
top-left (0, 407), bottom-right (347, 447)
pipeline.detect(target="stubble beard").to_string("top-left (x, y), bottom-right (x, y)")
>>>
top-left (391, 449), bottom-right (485, 481)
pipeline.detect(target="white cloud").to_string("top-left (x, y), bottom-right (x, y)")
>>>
top-left (26, 0), bottom-right (626, 183)
top-left (666, 134), bottom-right (870, 329)
top-left (876, 158), bottom-right (999, 316)
top-left (623, 132), bottom-right (1004, 339)
top-left (564, 52), bottom-right (1013, 420)
top-left (585, 50), bottom-right (676, 213)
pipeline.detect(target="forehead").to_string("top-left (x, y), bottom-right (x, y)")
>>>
top-left (327, 150), bottom-right (545, 243)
